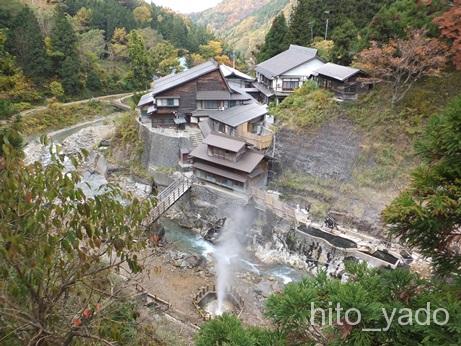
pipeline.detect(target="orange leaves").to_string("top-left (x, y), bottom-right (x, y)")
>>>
top-left (357, 30), bottom-right (449, 103)
top-left (433, 1), bottom-right (461, 69)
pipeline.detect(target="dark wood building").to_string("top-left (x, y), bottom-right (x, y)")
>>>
top-left (312, 63), bottom-right (372, 101)
top-left (190, 133), bottom-right (267, 192)
top-left (138, 61), bottom-right (252, 128)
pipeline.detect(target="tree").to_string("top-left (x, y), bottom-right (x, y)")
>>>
top-left (149, 42), bottom-right (181, 76)
top-left (127, 30), bottom-right (152, 89)
top-left (0, 140), bottom-right (154, 344)
top-left (49, 80), bottom-right (64, 100)
top-left (288, 0), bottom-right (312, 46)
top-left (383, 96), bottom-right (461, 274)
top-left (73, 7), bottom-right (92, 32)
top-left (50, 7), bottom-right (82, 95)
top-left (199, 40), bottom-right (232, 65)
top-left (78, 29), bottom-right (106, 60)
top-left (257, 13), bottom-right (289, 63)
top-left (199, 263), bottom-right (461, 345)
top-left (364, 0), bottom-right (448, 43)
top-left (0, 31), bottom-right (40, 119)
top-left (265, 263), bottom-right (461, 345)
top-left (133, 5), bottom-right (152, 24)
top-left (331, 19), bottom-right (358, 65)
top-left (60, 55), bottom-right (81, 94)
top-left (357, 29), bottom-right (448, 104)
top-left (311, 39), bottom-right (334, 61)
top-left (110, 27), bottom-right (129, 60)
top-left (7, 6), bottom-right (50, 82)
top-left (196, 314), bottom-right (283, 346)
top-left (433, 0), bottom-right (461, 70)
top-left (50, 8), bottom-right (79, 62)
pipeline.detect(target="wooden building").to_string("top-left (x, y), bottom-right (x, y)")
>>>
top-left (312, 63), bottom-right (372, 101)
top-left (138, 61), bottom-right (252, 128)
top-left (254, 45), bottom-right (325, 104)
top-left (190, 133), bottom-right (267, 192)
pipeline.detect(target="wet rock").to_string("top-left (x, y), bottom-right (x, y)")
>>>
top-left (254, 281), bottom-right (273, 298)
top-left (99, 139), bottom-right (111, 147)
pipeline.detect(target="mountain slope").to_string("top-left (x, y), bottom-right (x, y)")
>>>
top-left (192, 0), bottom-right (295, 61)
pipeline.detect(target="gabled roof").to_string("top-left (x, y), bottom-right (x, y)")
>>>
top-left (196, 90), bottom-right (232, 100)
top-left (151, 60), bottom-right (222, 95)
top-left (209, 102), bottom-right (268, 128)
top-left (137, 93), bottom-right (154, 107)
top-left (204, 133), bottom-right (246, 152)
top-left (314, 63), bottom-right (361, 82)
top-left (190, 143), bottom-right (264, 173)
top-left (256, 45), bottom-right (319, 79)
top-left (220, 64), bottom-right (255, 81)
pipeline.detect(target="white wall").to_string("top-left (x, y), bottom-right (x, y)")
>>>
top-left (284, 58), bottom-right (325, 78)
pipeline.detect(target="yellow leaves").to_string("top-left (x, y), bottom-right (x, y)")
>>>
top-left (133, 6), bottom-right (152, 24)
top-left (112, 27), bottom-right (128, 45)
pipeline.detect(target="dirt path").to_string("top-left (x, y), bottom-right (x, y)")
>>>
top-left (16, 92), bottom-right (135, 119)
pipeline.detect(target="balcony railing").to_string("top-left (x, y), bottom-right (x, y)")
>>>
top-left (237, 131), bottom-right (273, 150)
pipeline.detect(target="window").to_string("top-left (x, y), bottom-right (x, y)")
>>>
top-left (282, 79), bottom-right (300, 91)
top-left (218, 123), bottom-right (225, 133)
top-left (157, 98), bottom-right (179, 107)
top-left (229, 100), bottom-right (237, 108)
top-left (204, 100), bottom-right (220, 109)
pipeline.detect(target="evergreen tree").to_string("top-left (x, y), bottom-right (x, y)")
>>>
top-left (60, 55), bottom-right (81, 94)
top-left (330, 19), bottom-right (358, 65)
top-left (50, 7), bottom-right (78, 62)
top-left (288, 0), bottom-right (313, 46)
top-left (7, 6), bottom-right (50, 82)
top-left (127, 31), bottom-right (151, 90)
top-left (50, 7), bottom-right (82, 95)
top-left (383, 96), bottom-right (461, 274)
top-left (257, 13), bottom-right (289, 62)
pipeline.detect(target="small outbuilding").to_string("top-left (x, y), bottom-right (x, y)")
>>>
top-left (312, 63), bottom-right (372, 101)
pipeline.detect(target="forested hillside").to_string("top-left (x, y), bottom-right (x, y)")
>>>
top-left (192, 0), bottom-right (295, 60)
top-left (0, 0), bottom-right (218, 119)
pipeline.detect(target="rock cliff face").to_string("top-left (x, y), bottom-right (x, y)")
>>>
top-left (191, 0), bottom-right (295, 60)
top-left (272, 115), bottom-right (397, 235)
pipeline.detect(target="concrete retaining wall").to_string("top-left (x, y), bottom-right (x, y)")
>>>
top-left (139, 123), bottom-right (192, 169)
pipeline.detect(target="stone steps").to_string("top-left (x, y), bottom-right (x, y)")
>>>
top-left (190, 132), bottom-right (203, 148)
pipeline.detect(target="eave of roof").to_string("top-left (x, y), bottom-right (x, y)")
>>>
top-left (204, 133), bottom-right (246, 152)
top-left (314, 63), bottom-right (361, 82)
top-left (151, 60), bottom-right (222, 95)
top-left (190, 143), bottom-right (264, 173)
top-left (209, 103), bottom-right (268, 128)
top-left (255, 45), bottom-right (319, 79)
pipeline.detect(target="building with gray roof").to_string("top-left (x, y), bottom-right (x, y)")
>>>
top-left (254, 45), bottom-right (325, 104)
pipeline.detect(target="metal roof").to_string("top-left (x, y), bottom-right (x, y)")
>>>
top-left (204, 133), bottom-right (246, 152)
top-left (138, 93), bottom-right (154, 107)
top-left (196, 90), bottom-right (232, 100)
top-left (151, 60), bottom-right (220, 95)
top-left (314, 63), bottom-right (361, 82)
top-left (190, 144), bottom-right (264, 173)
top-left (255, 45), bottom-right (319, 79)
top-left (193, 162), bottom-right (248, 183)
top-left (220, 64), bottom-right (255, 81)
top-left (252, 82), bottom-right (275, 97)
top-left (209, 103), bottom-right (268, 128)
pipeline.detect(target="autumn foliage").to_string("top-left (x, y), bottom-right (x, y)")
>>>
top-left (357, 30), bottom-right (448, 104)
top-left (433, 0), bottom-right (461, 70)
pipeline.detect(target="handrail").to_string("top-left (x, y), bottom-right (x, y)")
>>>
top-left (144, 177), bottom-right (192, 226)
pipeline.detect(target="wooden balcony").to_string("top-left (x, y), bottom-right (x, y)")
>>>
top-left (237, 131), bottom-right (273, 150)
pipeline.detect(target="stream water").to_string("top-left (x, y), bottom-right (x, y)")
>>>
top-left (160, 219), bottom-right (305, 285)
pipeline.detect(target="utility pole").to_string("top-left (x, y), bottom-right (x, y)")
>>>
top-left (309, 22), bottom-right (314, 42)
top-left (324, 10), bottom-right (330, 40)
top-left (232, 51), bottom-right (236, 69)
